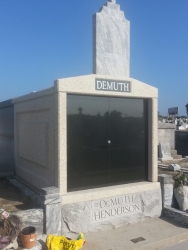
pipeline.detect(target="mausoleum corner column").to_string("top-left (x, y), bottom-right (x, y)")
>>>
top-left (40, 187), bottom-right (62, 235)
top-left (54, 81), bottom-right (67, 194)
top-left (148, 97), bottom-right (158, 182)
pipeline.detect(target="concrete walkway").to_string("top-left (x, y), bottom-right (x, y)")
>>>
top-left (164, 240), bottom-right (188, 250)
top-left (14, 216), bottom-right (188, 250)
top-left (81, 217), bottom-right (188, 250)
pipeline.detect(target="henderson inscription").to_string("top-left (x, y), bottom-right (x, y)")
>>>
top-left (92, 194), bottom-right (141, 222)
top-left (95, 79), bottom-right (131, 93)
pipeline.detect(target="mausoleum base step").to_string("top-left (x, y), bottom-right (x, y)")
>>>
top-left (173, 155), bottom-right (182, 159)
top-left (13, 209), bottom-right (44, 234)
top-left (170, 150), bottom-right (182, 160)
top-left (163, 206), bottom-right (188, 227)
top-left (171, 150), bottom-right (177, 156)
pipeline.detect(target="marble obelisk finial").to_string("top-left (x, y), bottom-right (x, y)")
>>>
top-left (93, 0), bottom-right (130, 77)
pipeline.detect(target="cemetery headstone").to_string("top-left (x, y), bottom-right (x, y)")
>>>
top-left (159, 142), bottom-right (173, 161)
top-left (168, 164), bottom-right (181, 172)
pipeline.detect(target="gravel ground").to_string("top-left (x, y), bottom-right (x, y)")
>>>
top-left (158, 158), bottom-right (188, 178)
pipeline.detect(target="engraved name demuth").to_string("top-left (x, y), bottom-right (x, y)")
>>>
top-left (95, 79), bottom-right (131, 92)
top-left (92, 195), bottom-right (141, 222)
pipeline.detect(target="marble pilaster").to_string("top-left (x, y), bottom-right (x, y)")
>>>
top-left (158, 174), bottom-right (174, 208)
top-left (40, 187), bottom-right (62, 235)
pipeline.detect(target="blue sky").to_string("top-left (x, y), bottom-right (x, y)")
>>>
top-left (0, 0), bottom-right (188, 116)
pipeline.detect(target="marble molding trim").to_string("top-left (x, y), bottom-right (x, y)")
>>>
top-left (8, 178), bottom-right (62, 235)
top-left (61, 189), bottom-right (162, 233)
top-left (40, 187), bottom-right (62, 235)
top-left (7, 177), bottom-right (42, 206)
top-left (159, 174), bottom-right (188, 227)
top-left (158, 174), bottom-right (174, 208)
top-left (12, 90), bottom-right (56, 190)
top-left (163, 207), bottom-right (188, 226)
top-left (13, 209), bottom-right (44, 234)
top-left (148, 98), bottom-right (158, 182)
top-left (93, 0), bottom-right (130, 77)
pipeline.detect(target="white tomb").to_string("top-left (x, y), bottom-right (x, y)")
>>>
top-left (9, 0), bottom-right (161, 233)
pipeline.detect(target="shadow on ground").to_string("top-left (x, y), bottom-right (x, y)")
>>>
top-left (0, 177), bottom-right (38, 212)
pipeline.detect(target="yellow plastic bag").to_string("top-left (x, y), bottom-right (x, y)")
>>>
top-left (46, 233), bottom-right (85, 250)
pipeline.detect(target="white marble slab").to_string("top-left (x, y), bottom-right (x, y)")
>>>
top-left (93, 0), bottom-right (130, 77)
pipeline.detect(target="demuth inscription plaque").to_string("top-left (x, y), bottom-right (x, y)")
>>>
top-left (92, 194), bottom-right (141, 222)
top-left (95, 79), bottom-right (131, 93)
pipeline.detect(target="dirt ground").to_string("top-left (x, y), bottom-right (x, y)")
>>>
top-left (0, 177), bottom-right (38, 212)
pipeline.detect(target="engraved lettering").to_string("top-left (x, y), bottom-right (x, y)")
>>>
top-left (129, 205), bottom-right (135, 212)
top-left (111, 208), bottom-right (116, 216)
top-left (92, 194), bottom-right (141, 222)
top-left (100, 200), bottom-right (106, 208)
top-left (95, 79), bottom-right (131, 92)
top-left (102, 81), bottom-right (107, 90)
top-left (117, 207), bottom-right (122, 215)
top-left (118, 197), bottom-right (123, 205)
top-left (113, 82), bottom-right (118, 90)
top-left (119, 82), bottom-right (123, 91)
top-left (101, 210), bottom-right (106, 219)
top-left (124, 205), bottom-right (130, 212)
top-left (105, 209), bottom-right (111, 217)
top-left (111, 198), bottom-right (118, 206)
top-left (106, 200), bottom-right (110, 207)
top-left (96, 80), bottom-right (102, 89)
top-left (124, 83), bottom-right (129, 91)
top-left (121, 206), bottom-right (125, 214)
top-left (107, 81), bottom-right (113, 90)
top-left (135, 204), bottom-right (140, 211)
top-left (94, 211), bottom-right (100, 220)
